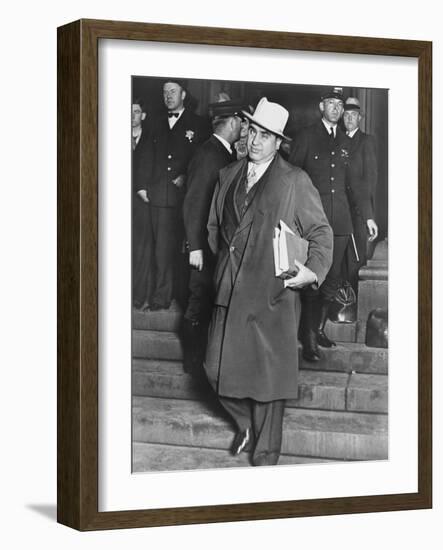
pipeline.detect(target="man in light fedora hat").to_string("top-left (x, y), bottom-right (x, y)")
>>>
top-left (342, 97), bottom-right (378, 294)
top-left (204, 97), bottom-right (333, 466)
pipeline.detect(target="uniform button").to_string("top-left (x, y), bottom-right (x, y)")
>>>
top-left (314, 155), bottom-right (319, 160)
top-left (331, 163), bottom-right (335, 167)
top-left (229, 246), bottom-right (235, 252)
top-left (330, 176), bottom-right (335, 181)
top-left (167, 167), bottom-right (171, 171)
top-left (331, 189), bottom-right (335, 193)
top-left (168, 154), bottom-right (172, 159)
top-left (331, 151), bottom-right (335, 155)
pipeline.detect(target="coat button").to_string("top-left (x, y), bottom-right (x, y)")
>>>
top-left (330, 176), bottom-right (335, 181)
top-left (167, 167), bottom-right (171, 171)
top-left (331, 163), bottom-right (335, 167)
top-left (331, 189), bottom-right (335, 193)
top-left (331, 151), bottom-right (335, 155)
top-left (168, 154), bottom-right (172, 159)
top-left (314, 155), bottom-right (319, 160)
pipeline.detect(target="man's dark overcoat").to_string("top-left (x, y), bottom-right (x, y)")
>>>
top-left (204, 154), bottom-right (333, 402)
top-left (345, 129), bottom-right (377, 221)
top-left (183, 134), bottom-right (234, 252)
top-left (132, 127), bottom-right (154, 306)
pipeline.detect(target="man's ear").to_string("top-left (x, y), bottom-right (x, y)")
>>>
top-left (141, 112), bottom-right (146, 121)
top-left (181, 89), bottom-right (187, 102)
top-left (276, 137), bottom-right (282, 150)
top-left (319, 101), bottom-right (325, 114)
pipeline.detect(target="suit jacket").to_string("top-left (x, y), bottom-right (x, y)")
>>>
top-left (132, 127), bottom-right (151, 195)
top-left (345, 129), bottom-right (377, 221)
top-left (136, 108), bottom-right (210, 207)
top-left (289, 120), bottom-right (354, 235)
top-left (183, 135), bottom-right (234, 252)
top-left (204, 154), bottom-right (333, 401)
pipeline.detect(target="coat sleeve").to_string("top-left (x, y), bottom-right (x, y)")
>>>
top-left (207, 179), bottom-right (222, 256)
top-left (134, 126), bottom-right (155, 193)
top-left (183, 146), bottom-right (221, 251)
top-left (347, 134), bottom-right (378, 221)
top-left (293, 169), bottom-right (333, 286)
top-left (362, 134), bottom-right (378, 218)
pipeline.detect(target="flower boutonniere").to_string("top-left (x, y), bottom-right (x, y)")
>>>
top-left (185, 130), bottom-right (195, 143)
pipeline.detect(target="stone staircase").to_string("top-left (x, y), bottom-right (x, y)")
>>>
top-left (132, 296), bottom-right (388, 472)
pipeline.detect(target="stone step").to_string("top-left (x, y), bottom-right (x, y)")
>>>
top-left (133, 306), bottom-right (182, 332)
top-left (324, 320), bottom-right (357, 343)
top-left (132, 359), bottom-right (387, 413)
top-left (302, 342), bottom-right (388, 374)
top-left (133, 396), bottom-right (388, 461)
top-left (132, 330), bottom-right (388, 374)
top-left (132, 442), bottom-right (335, 472)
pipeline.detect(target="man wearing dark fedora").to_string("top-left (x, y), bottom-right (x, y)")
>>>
top-left (136, 78), bottom-right (209, 311)
top-left (289, 88), bottom-right (370, 361)
top-left (342, 97), bottom-right (378, 293)
top-left (182, 99), bottom-right (247, 373)
top-left (204, 98), bottom-right (333, 466)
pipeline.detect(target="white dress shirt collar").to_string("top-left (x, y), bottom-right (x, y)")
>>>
top-left (346, 127), bottom-right (360, 139)
top-left (247, 155), bottom-right (275, 183)
top-left (168, 107), bottom-right (185, 129)
top-left (213, 133), bottom-right (232, 154)
top-left (322, 118), bottom-right (337, 137)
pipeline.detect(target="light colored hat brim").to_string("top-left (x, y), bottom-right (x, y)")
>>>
top-left (241, 110), bottom-right (292, 141)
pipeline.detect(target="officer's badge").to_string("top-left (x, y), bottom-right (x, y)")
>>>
top-left (185, 130), bottom-right (195, 142)
top-left (340, 149), bottom-right (349, 161)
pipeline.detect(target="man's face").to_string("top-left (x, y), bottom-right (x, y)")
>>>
top-left (239, 117), bottom-right (249, 139)
top-left (247, 122), bottom-right (282, 164)
top-left (320, 97), bottom-right (344, 124)
top-left (231, 115), bottom-right (243, 142)
top-left (132, 104), bottom-right (145, 128)
top-left (343, 109), bottom-right (361, 133)
top-left (163, 82), bottom-right (185, 112)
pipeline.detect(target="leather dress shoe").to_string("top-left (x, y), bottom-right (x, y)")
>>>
top-left (149, 303), bottom-right (169, 312)
top-left (302, 347), bottom-right (322, 362)
top-left (317, 329), bottom-right (336, 348)
top-left (252, 451), bottom-right (280, 467)
top-left (231, 428), bottom-right (252, 455)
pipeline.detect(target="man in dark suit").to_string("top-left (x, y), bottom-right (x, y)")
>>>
top-left (204, 98), bottom-right (333, 466)
top-left (182, 100), bottom-right (246, 373)
top-left (342, 97), bottom-right (378, 293)
top-left (289, 88), bottom-right (371, 361)
top-left (136, 79), bottom-right (209, 310)
top-left (132, 98), bottom-right (154, 309)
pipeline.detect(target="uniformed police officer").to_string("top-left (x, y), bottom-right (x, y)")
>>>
top-left (289, 88), bottom-right (366, 361)
top-left (136, 79), bottom-right (210, 310)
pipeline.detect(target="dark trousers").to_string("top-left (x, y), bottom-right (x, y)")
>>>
top-left (132, 199), bottom-right (154, 307)
top-left (184, 249), bottom-right (215, 325)
top-left (219, 396), bottom-right (285, 463)
top-left (344, 215), bottom-right (368, 294)
top-left (319, 235), bottom-right (350, 300)
top-left (149, 205), bottom-right (180, 308)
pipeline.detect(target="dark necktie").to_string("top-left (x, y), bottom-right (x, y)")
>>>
top-left (132, 136), bottom-right (137, 150)
top-left (168, 112), bottom-right (179, 118)
top-left (330, 127), bottom-right (335, 140)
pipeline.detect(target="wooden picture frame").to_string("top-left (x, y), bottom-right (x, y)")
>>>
top-left (57, 18), bottom-right (432, 530)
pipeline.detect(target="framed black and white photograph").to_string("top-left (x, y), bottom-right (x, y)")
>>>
top-left (130, 74), bottom-right (389, 474)
top-left (57, 19), bottom-right (432, 530)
